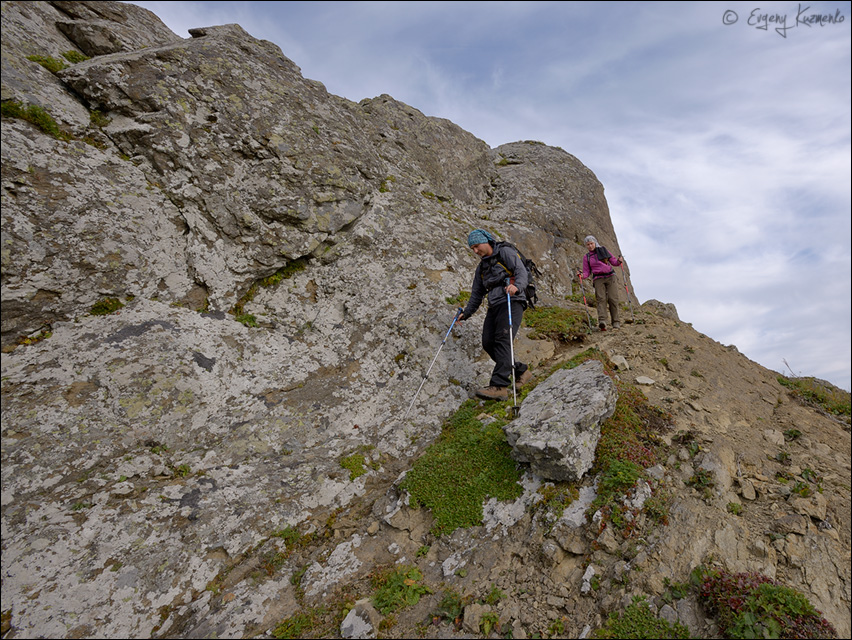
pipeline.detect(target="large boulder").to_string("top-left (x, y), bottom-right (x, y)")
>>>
top-left (504, 360), bottom-right (617, 481)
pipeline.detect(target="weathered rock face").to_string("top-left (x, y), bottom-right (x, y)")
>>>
top-left (0, 2), bottom-right (626, 636)
top-left (2, 1), bottom-right (627, 344)
top-left (505, 360), bottom-right (616, 481)
top-left (2, 3), bottom-right (849, 640)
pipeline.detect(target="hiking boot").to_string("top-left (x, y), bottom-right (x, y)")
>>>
top-left (475, 385), bottom-right (508, 400)
top-left (612, 322), bottom-right (621, 329)
top-left (517, 369), bottom-right (533, 387)
top-left (599, 322), bottom-right (607, 332)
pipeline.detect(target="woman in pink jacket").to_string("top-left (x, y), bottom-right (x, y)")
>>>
top-left (577, 235), bottom-right (623, 331)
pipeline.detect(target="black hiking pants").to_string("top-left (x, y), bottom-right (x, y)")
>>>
top-left (482, 300), bottom-right (528, 388)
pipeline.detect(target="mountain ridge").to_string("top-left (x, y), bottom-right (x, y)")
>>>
top-left (1, 2), bottom-right (849, 638)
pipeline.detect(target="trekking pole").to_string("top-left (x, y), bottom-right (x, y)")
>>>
top-left (402, 308), bottom-right (463, 421)
top-left (577, 273), bottom-right (593, 332)
top-left (618, 258), bottom-right (635, 323)
top-left (506, 280), bottom-right (520, 418)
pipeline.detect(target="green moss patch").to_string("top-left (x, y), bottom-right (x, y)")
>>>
top-left (340, 454), bottom-right (367, 481)
top-left (232, 258), bottom-right (309, 319)
top-left (401, 400), bottom-right (523, 536)
top-left (523, 305), bottom-right (589, 341)
top-left (26, 54), bottom-right (67, 73)
top-left (90, 298), bottom-right (125, 316)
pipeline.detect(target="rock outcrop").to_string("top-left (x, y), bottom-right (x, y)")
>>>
top-left (2, 3), bottom-right (849, 640)
top-left (505, 360), bottom-right (616, 481)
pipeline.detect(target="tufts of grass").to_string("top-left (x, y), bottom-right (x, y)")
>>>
top-left (235, 313), bottom-right (258, 328)
top-left (523, 305), bottom-right (589, 341)
top-left (272, 607), bottom-right (327, 639)
top-left (778, 375), bottom-right (850, 421)
top-left (400, 400), bottom-right (523, 536)
top-left (232, 258), bottom-right (309, 319)
top-left (593, 595), bottom-right (690, 639)
top-left (445, 290), bottom-right (470, 307)
top-left (90, 109), bottom-right (111, 128)
top-left (26, 54), bottom-right (67, 73)
top-left (1, 100), bottom-right (70, 140)
top-left (61, 50), bottom-right (90, 64)
top-left (271, 525), bottom-right (302, 547)
top-left (90, 297), bottom-right (125, 316)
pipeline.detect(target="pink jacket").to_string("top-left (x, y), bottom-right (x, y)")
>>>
top-left (582, 250), bottom-right (621, 280)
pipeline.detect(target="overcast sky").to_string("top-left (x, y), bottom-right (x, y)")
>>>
top-left (127, 1), bottom-right (851, 391)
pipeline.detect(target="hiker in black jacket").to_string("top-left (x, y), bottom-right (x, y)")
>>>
top-left (458, 229), bottom-right (532, 400)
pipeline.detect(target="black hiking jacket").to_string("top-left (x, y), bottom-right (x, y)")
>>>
top-left (462, 243), bottom-right (529, 318)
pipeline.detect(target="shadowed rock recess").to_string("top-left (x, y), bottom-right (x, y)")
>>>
top-left (2, 3), bottom-right (849, 639)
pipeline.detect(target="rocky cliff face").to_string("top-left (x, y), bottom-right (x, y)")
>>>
top-left (2, 3), bottom-right (849, 639)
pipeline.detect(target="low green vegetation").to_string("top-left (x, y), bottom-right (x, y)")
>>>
top-left (1, 100), bottom-right (69, 140)
top-left (271, 525), bottom-right (302, 547)
top-left (480, 610), bottom-right (500, 635)
top-left (370, 565), bottom-right (432, 615)
top-left (26, 54), bottom-right (68, 73)
top-left (484, 584), bottom-right (506, 606)
top-left (340, 453), bottom-right (367, 481)
top-left (534, 482), bottom-right (580, 530)
top-left (523, 305), bottom-right (589, 341)
top-left (778, 375), bottom-right (851, 421)
top-left (90, 109), bottom-right (111, 128)
top-left (445, 290), bottom-right (470, 307)
top-left (400, 399), bottom-right (523, 536)
top-left (272, 607), bottom-right (327, 639)
top-left (235, 313), bottom-right (258, 328)
top-left (593, 595), bottom-right (690, 639)
top-left (90, 297), bottom-right (125, 315)
top-left (61, 50), bottom-right (91, 64)
top-left (553, 349), bottom-right (674, 535)
top-left (435, 588), bottom-right (465, 623)
top-left (26, 50), bottom-right (90, 72)
top-left (231, 258), bottom-right (309, 322)
top-left (15, 328), bottom-right (53, 347)
top-left (699, 569), bottom-right (838, 639)
top-left (686, 468), bottom-right (714, 490)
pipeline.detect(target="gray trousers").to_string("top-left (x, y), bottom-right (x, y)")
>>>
top-left (594, 274), bottom-right (620, 326)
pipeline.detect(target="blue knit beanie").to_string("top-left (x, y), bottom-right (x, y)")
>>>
top-left (467, 229), bottom-right (494, 247)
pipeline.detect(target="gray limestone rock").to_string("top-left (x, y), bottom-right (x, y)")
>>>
top-left (2, 4), bottom-right (849, 640)
top-left (504, 360), bottom-right (617, 482)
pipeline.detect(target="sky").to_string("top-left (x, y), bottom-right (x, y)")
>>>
top-left (126, 1), bottom-right (851, 392)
